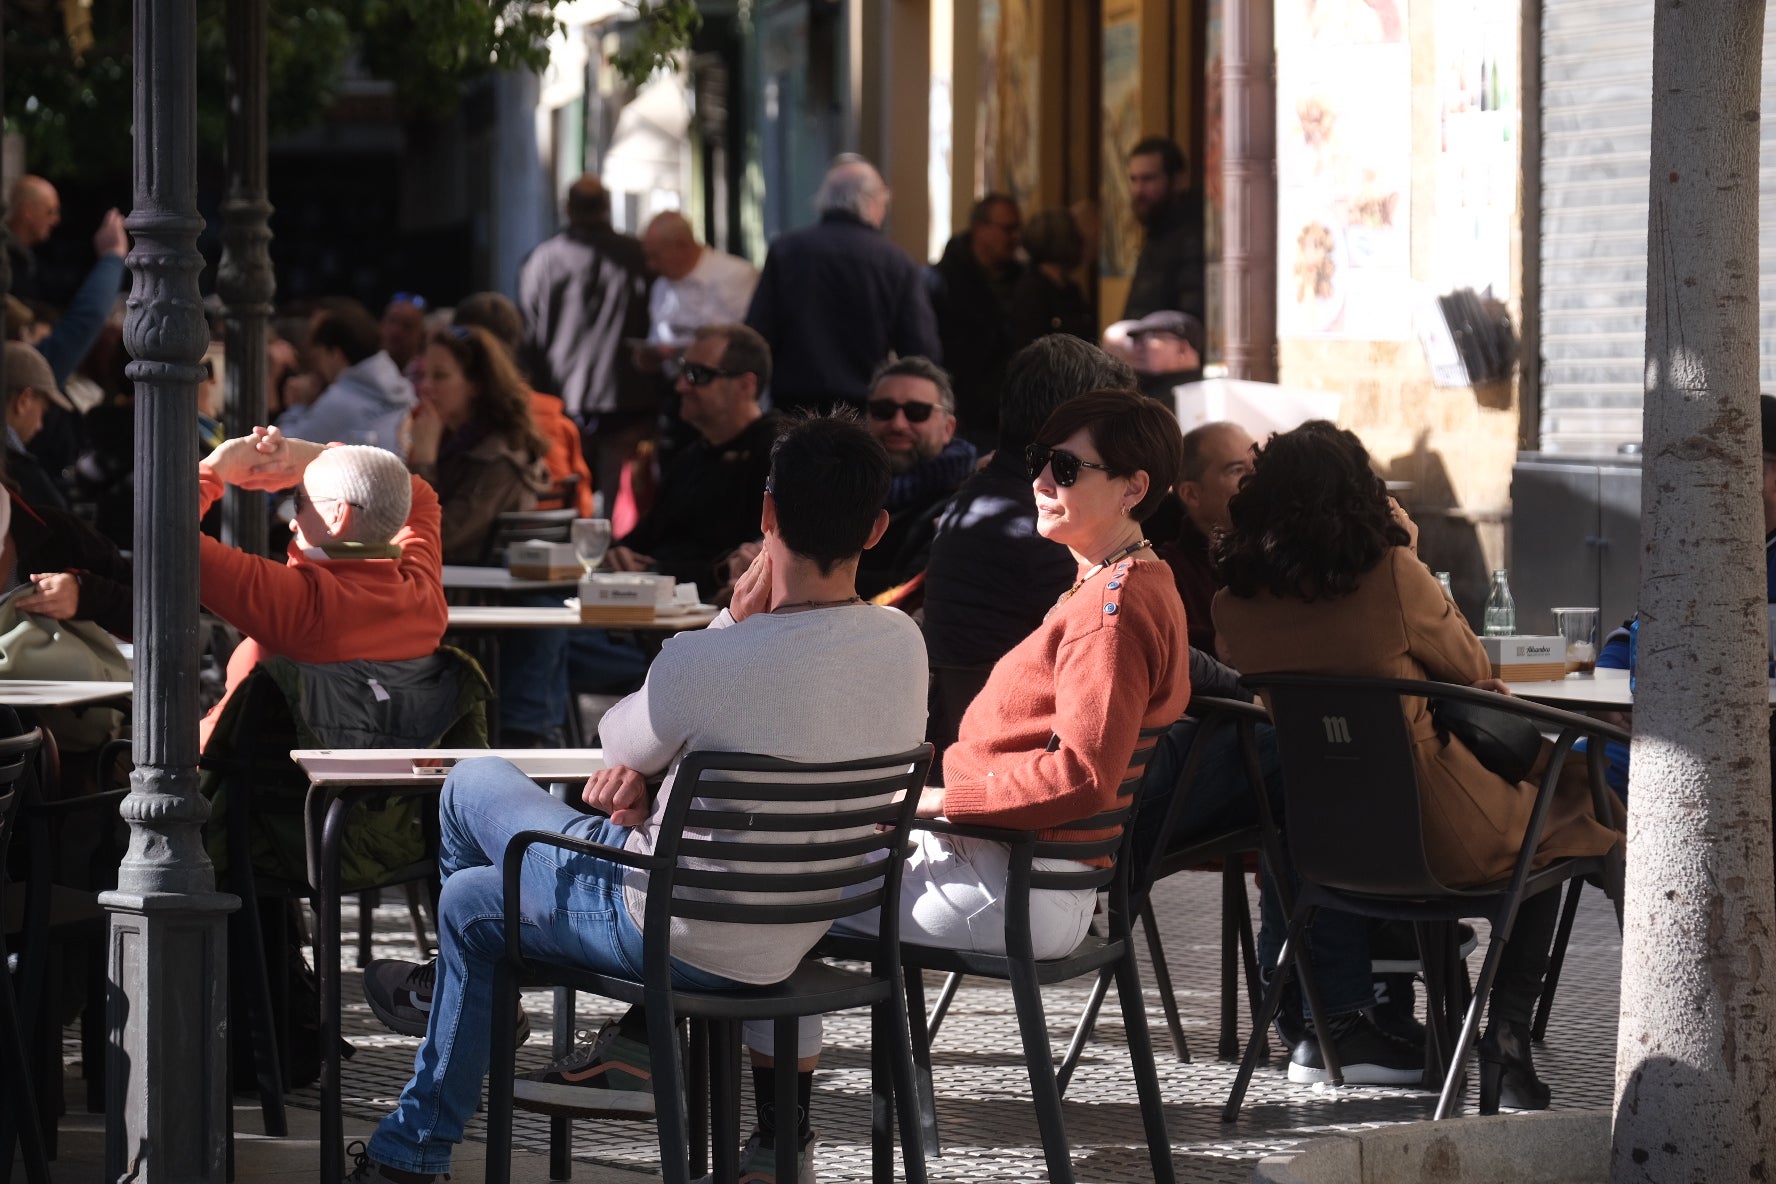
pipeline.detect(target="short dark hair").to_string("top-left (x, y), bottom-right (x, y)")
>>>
top-left (1034, 389), bottom-right (1185, 521)
top-left (694, 323), bottom-right (772, 390)
top-left (1022, 209), bottom-right (1084, 270)
top-left (998, 335), bottom-right (1137, 447)
top-left (1215, 421), bottom-right (1410, 602)
top-left (1130, 136), bottom-right (1188, 179)
top-left (767, 413), bottom-right (892, 574)
top-left (453, 292), bottom-right (524, 353)
top-left (969, 193), bottom-right (1018, 226)
top-left (310, 302), bottom-right (383, 365)
top-left (869, 355), bottom-right (955, 414)
top-left (566, 177), bottom-right (611, 228)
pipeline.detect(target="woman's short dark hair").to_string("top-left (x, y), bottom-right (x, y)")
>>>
top-left (1022, 209), bottom-right (1084, 270)
top-left (767, 412), bottom-right (892, 574)
top-left (1215, 420), bottom-right (1410, 602)
top-left (1034, 389), bottom-right (1185, 522)
top-left (427, 325), bottom-right (547, 459)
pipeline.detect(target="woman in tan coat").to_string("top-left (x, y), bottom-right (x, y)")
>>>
top-left (1213, 421), bottom-right (1621, 1112)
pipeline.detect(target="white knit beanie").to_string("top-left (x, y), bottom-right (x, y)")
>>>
top-left (301, 445), bottom-right (412, 546)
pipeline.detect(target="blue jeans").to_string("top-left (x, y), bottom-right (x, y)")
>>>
top-left (497, 594), bottom-right (649, 736)
top-left (365, 756), bottom-right (733, 1176)
top-left (1138, 716), bottom-right (1373, 1018)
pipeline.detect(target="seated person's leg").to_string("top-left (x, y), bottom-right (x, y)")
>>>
top-left (495, 598), bottom-right (570, 745)
top-left (565, 628), bottom-right (650, 697)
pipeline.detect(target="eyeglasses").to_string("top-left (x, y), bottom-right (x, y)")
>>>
top-left (1025, 443), bottom-right (1114, 487)
top-left (866, 397), bottom-right (939, 424)
top-left (392, 292), bottom-right (428, 311)
top-left (293, 488), bottom-right (361, 514)
top-left (679, 362), bottom-right (738, 387)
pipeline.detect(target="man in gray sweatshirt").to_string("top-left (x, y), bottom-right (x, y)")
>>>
top-left (278, 299), bottom-right (415, 455)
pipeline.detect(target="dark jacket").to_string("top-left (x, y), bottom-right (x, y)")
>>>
top-left (618, 413), bottom-right (780, 598)
top-left (7, 446), bottom-right (68, 515)
top-left (745, 211), bottom-right (941, 411)
top-left (9, 484), bottom-right (133, 638)
top-left (857, 437), bottom-right (978, 599)
top-left (925, 232), bottom-right (1019, 438)
top-left (921, 446), bottom-right (1076, 668)
top-left (1009, 268), bottom-right (1096, 351)
top-left (1123, 191), bottom-right (1206, 323)
top-left (516, 225), bottom-right (654, 420)
top-left (1154, 511), bottom-right (1219, 655)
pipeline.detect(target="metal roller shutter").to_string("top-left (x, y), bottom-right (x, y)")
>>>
top-left (1539, 0), bottom-right (1776, 453)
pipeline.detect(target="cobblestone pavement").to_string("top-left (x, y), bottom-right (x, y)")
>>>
top-left (295, 872), bottom-right (1621, 1182)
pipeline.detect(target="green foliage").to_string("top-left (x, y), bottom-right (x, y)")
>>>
top-left (2, 0), bottom-right (570, 181)
top-left (608, 0), bottom-right (702, 88)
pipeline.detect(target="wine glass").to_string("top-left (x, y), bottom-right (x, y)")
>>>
top-left (572, 518), bottom-right (613, 574)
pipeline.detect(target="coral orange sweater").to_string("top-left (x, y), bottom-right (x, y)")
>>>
top-left (943, 556), bottom-right (1190, 839)
top-left (195, 466), bottom-right (450, 750)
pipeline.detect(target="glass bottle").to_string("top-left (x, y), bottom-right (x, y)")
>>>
top-left (1482, 569), bottom-right (1516, 636)
top-left (1435, 571), bottom-right (1454, 600)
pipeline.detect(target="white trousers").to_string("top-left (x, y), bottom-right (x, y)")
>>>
top-left (742, 829), bottom-right (1096, 1059)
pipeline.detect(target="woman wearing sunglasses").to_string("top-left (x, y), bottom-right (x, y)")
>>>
top-left (907, 387), bottom-right (1190, 952)
top-left (407, 324), bottom-right (552, 564)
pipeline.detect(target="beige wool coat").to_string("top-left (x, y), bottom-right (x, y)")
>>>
top-left (1213, 546), bottom-right (1621, 887)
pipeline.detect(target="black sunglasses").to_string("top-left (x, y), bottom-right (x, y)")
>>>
top-left (866, 397), bottom-right (939, 424)
top-left (1025, 443), bottom-right (1113, 487)
top-left (679, 362), bottom-right (738, 387)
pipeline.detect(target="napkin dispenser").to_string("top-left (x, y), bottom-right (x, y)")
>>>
top-left (1480, 635), bottom-right (1567, 683)
top-left (578, 573), bottom-right (676, 623)
top-left (507, 540), bottom-right (580, 581)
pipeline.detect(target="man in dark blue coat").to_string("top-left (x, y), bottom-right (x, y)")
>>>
top-left (745, 155), bottom-right (941, 415)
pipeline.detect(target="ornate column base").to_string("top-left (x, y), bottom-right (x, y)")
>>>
top-left (100, 889), bottom-right (238, 1183)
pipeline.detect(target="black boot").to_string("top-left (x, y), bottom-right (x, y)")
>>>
top-left (1477, 1020), bottom-right (1550, 1113)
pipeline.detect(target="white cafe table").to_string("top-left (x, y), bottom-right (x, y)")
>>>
top-left (441, 564), bottom-right (580, 595)
top-left (0, 680), bottom-right (133, 708)
top-left (447, 603), bottom-right (721, 632)
top-left (1505, 667), bottom-right (1776, 711)
top-left (292, 747), bottom-right (604, 788)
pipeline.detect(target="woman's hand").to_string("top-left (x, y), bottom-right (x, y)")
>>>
top-left (1475, 678), bottom-right (1512, 696)
top-left (914, 784), bottom-right (946, 818)
top-left (407, 404), bottom-right (443, 465)
top-left (727, 547), bottom-right (773, 623)
top-left (1387, 496), bottom-right (1420, 554)
top-left (16, 573), bottom-right (79, 619)
top-left (580, 765), bottom-right (651, 827)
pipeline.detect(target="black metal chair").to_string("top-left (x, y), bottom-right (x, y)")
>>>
top-left (0, 730), bottom-right (51, 1184)
top-left (819, 723), bottom-right (1176, 1184)
top-left (1222, 673), bottom-right (1626, 1123)
top-left (478, 507), bottom-right (579, 567)
top-left (198, 649), bottom-right (489, 1182)
top-left (483, 745), bottom-right (935, 1184)
top-left (1054, 697), bottom-right (1274, 1093)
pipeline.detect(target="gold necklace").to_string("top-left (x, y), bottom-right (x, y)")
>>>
top-left (771, 595), bottom-right (865, 614)
top-left (1053, 538), bottom-right (1151, 608)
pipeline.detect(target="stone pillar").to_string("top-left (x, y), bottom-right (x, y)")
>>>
top-left (218, 0), bottom-right (274, 557)
top-left (1221, 0), bottom-right (1276, 381)
top-left (101, 1), bottom-right (238, 1180)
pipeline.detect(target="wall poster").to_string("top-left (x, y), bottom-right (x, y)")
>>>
top-left (1275, 0), bottom-right (1412, 340)
top-left (1099, 0), bottom-right (1143, 282)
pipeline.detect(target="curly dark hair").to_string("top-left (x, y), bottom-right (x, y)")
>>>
top-left (1215, 421), bottom-right (1410, 601)
top-left (427, 324), bottom-right (547, 459)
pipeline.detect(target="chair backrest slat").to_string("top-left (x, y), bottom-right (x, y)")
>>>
top-left (1246, 674), bottom-right (1450, 895)
top-left (644, 747), bottom-right (933, 936)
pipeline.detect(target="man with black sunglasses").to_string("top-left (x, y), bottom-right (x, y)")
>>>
top-left (602, 323), bottom-right (779, 599)
top-left (854, 356), bottom-right (976, 597)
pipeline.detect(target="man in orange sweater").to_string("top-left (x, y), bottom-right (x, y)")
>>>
top-left (196, 427), bottom-right (450, 749)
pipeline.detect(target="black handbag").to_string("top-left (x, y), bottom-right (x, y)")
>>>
top-left (1429, 697), bottom-right (1543, 785)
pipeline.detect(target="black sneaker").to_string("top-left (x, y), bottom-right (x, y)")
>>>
top-left (1370, 972), bottom-right (1426, 1046)
top-left (362, 957), bottom-right (530, 1044)
top-left (512, 1020), bottom-right (657, 1120)
top-left (1368, 921), bottom-right (1478, 974)
top-left (1288, 1011), bottom-right (1424, 1086)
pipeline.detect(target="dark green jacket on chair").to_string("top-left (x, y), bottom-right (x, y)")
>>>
top-left (202, 647), bottom-right (490, 892)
